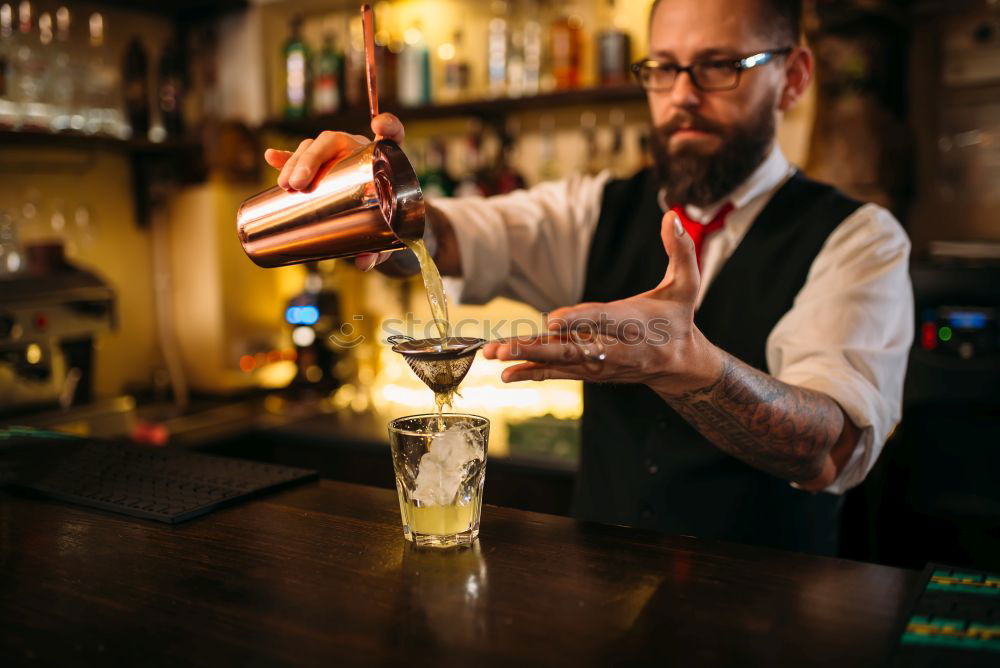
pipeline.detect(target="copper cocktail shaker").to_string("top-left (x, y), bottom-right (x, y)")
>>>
top-left (237, 4), bottom-right (424, 269)
top-left (236, 139), bottom-right (424, 268)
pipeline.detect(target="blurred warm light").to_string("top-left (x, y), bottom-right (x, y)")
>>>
top-left (357, 365), bottom-right (375, 385)
top-left (264, 394), bottom-right (285, 414)
top-left (5, 250), bottom-right (21, 273)
top-left (239, 354), bottom-right (256, 373)
top-left (333, 383), bottom-right (358, 410)
top-left (292, 325), bottom-right (316, 347)
top-left (257, 360), bottom-right (298, 388)
top-left (351, 391), bottom-right (370, 413)
top-left (25, 343), bottom-right (42, 365)
top-left (404, 27), bottom-right (422, 45)
top-left (305, 365), bottom-right (323, 383)
top-left (437, 43), bottom-right (455, 60)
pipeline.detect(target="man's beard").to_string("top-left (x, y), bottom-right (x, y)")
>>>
top-left (652, 99), bottom-right (776, 208)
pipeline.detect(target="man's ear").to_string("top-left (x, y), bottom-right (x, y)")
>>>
top-left (778, 46), bottom-right (814, 111)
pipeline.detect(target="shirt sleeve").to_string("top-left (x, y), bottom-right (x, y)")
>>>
top-left (766, 203), bottom-right (913, 494)
top-left (429, 171), bottom-right (611, 313)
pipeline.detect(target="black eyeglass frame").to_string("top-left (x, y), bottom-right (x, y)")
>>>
top-left (630, 47), bottom-right (795, 92)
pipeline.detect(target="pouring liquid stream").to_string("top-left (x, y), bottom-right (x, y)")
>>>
top-left (401, 237), bottom-right (456, 428)
top-left (403, 238), bottom-right (449, 340)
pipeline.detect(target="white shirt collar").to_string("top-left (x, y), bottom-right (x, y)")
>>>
top-left (656, 143), bottom-right (793, 223)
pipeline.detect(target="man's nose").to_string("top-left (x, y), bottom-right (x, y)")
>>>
top-left (669, 70), bottom-right (702, 109)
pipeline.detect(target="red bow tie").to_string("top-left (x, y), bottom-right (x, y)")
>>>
top-left (670, 202), bottom-right (734, 269)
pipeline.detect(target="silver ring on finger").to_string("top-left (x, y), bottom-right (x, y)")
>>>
top-left (579, 338), bottom-right (607, 372)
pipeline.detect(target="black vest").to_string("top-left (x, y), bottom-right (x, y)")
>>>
top-left (576, 168), bottom-right (863, 555)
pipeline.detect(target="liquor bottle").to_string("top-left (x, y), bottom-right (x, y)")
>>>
top-left (158, 38), bottom-right (185, 137)
top-left (313, 33), bottom-right (343, 115)
top-left (373, 2), bottom-right (398, 106)
top-left (521, 2), bottom-right (542, 96)
top-left (344, 15), bottom-right (364, 110)
top-left (455, 122), bottom-right (487, 197)
top-left (506, 27), bottom-right (524, 98)
top-left (608, 107), bottom-right (627, 176)
top-left (486, 1), bottom-right (508, 98)
top-left (30, 9), bottom-right (55, 129)
top-left (0, 3), bottom-right (16, 128)
top-left (12, 0), bottom-right (47, 129)
top-left (495, 119), bottom-right (527, 194)
top-left (192, 25), bottom-right (221, 126)
top-left (123, 37), bottom-right (149, 139)
top-left (418, 138), bottom-right (455, 198)
top-left (83, 13), bottom-right (125, 137)
top-left (597, 0), bottom-right (631, 86)
top-left (0, 4), bottom-right (8, 95)
top-left (48, 6), bottom-right (75, 131)
top-left (508, 2), bottom-right (546, 99)
top-left (379, 36), bottom-right (400, 107)
top-left (549, 0), bottom-right (583, 90)
top-left (538, 115), bottom-right (559, 182)
top-left (283, 14), bottom-right (310, 118)
top-left (580, 110), bottom-right (603, 176)
top-left (440, 30), bottom-right (470, 102)
top-left (0, 207), bottom-right (22, 276)
top-left (398, 22), bottom-right (429, 107)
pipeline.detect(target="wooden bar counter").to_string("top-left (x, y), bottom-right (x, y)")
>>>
top-left (1, 479), bottom-right (919, 666)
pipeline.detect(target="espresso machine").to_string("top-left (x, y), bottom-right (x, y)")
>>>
top-left (0, 243), bottom-right (115, 418)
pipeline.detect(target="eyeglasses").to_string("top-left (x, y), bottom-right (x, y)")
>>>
top-left (630, 48), bottom-right (794, 92)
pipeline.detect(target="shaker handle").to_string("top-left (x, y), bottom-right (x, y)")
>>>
top-left (361, 4), bottom-right (379, 123)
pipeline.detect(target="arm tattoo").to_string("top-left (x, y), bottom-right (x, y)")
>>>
top-left (661, 353), bottom-right (844, 482)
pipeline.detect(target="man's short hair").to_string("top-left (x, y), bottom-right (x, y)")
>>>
top-left (650, 0), bottom-right (802, 47)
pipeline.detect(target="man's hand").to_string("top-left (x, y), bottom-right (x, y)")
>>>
top-left (483, 211), bottom-right (723, 393)
top-left (262, 113), bottom-right (406, 272)
top-left (482, 210), bottom-right (860, 488)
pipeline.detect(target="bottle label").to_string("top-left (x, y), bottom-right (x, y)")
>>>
top-left (287, 51), bottom-right (307, 109)
top-left (314, 77), bottom-right (340, 114)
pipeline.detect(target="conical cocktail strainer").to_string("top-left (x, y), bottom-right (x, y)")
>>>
top-left (387, 335), bottom-right (486, 394)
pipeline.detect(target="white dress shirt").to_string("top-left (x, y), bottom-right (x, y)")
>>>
top-left (430, 145), bottom-right (914, 494)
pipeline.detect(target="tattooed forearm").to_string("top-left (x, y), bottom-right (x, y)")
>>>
top-left (656, 353), bottom-right (845, 482)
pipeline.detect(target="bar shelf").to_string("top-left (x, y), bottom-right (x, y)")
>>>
top-left (262, 84), bottom-right (647, 137)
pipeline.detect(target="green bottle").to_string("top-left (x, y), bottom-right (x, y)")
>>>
top-left (313, 33), bottom-right (343, 115)
top-left (284, 15), bottom-right (310, 118)
top-left (418, 139), bottom-right (456, 198)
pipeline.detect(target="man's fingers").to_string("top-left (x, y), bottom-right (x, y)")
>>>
top-left (372, 113), bottom-right (405, 144)
top-left (277, 138), bottom-right (313, 190)
top-left (483, 335), bottom-right (570, 363)
top-left (655, 211), bottom-right (700, 302)
top-left (484, 334), bottom-right (613, 367)
top-left (482, 338), bottom-right (538, 359)
top-left (264, 148), bottom-right (293, 170)
top-left (355, 253), bottom-right (379, 272)
top-left (547, 303), bottom-right (610, 332)
top-left (501, 362), bottom-right (584, 383)
top-left (481, 340), bottom-right (503, 358)
top-left (497, 339), bottom-right (566, 363)
top-left (287, 131), bottom-right (360, 190)
top-left (354, 251), bottom-right (391, 272)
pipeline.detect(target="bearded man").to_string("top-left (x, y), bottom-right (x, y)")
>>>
top-left (264, 0), bottom-right (913, 555)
